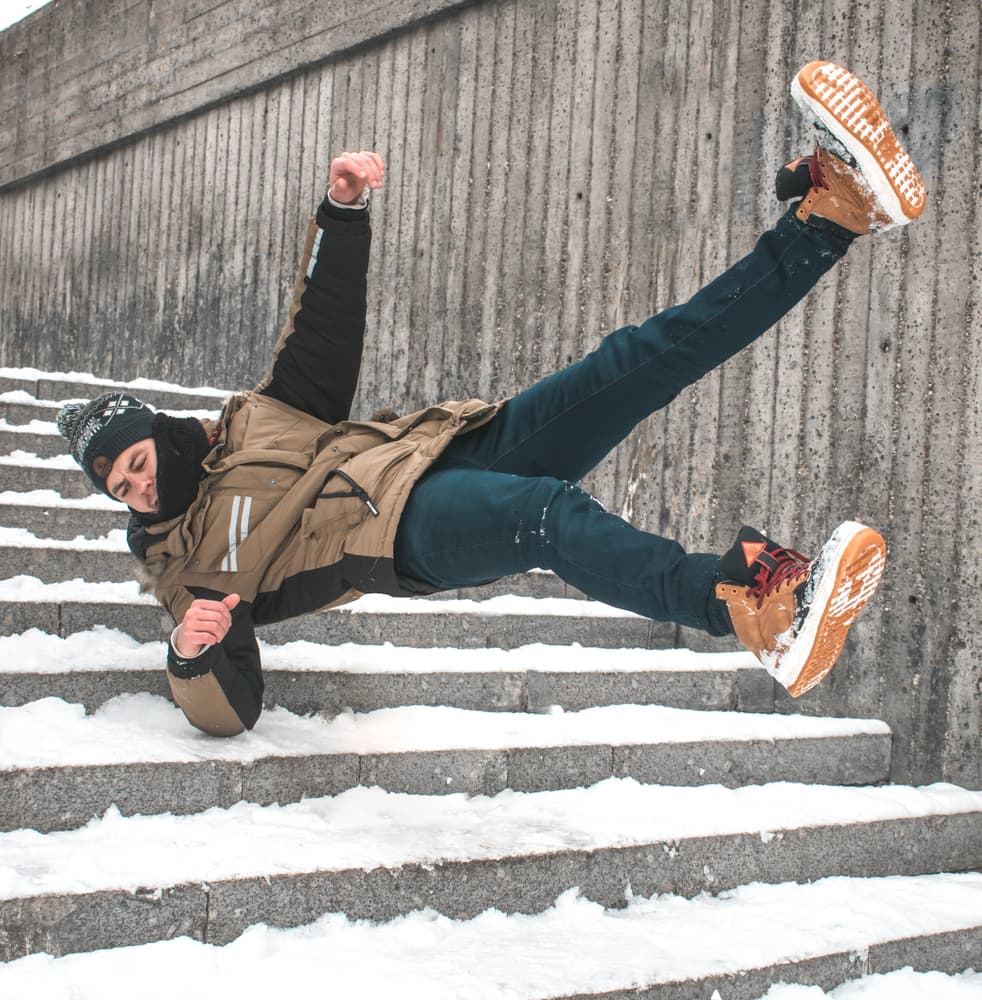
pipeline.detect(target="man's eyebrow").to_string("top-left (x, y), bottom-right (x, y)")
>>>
top-left (108, 457), bottom-right (129, 492)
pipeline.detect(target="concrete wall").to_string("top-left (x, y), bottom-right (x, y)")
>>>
top-left (1, 0), bottom-right (979, 786)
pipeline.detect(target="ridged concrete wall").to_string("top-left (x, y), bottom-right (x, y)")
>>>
top-left (1, 0), bottom-right (979, 786)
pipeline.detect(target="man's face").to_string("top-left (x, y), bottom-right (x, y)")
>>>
top-left (94, 438), bottom-right (158, 513)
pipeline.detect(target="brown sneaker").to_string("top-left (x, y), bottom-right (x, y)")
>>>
top-left (796, 146), bottom-right (896, 235)
top-left (715, 522), bottom-right (887, 697)
top-left (791, 60), bottom-right (926, 233)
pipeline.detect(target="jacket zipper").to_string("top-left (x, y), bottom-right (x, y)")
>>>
top-left (318, 469), bottom-right (380, 517)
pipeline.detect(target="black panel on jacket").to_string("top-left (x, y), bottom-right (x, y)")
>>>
top-left (259, 200), bottom-right (372, 425)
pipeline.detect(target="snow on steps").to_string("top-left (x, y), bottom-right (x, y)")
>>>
top-left (0, 369), bottom-right (229, 413)
top-left (0, 578), bottom-right (706, 662)
top-left (0, 420), bottom-right (70, 459)
top-left (1, 874), bottom-right (979, 999)
top-left (0, 452), bottom-right (109, 498)
top-left (0, 489), bottom-right (127, 537)
top-left (0, 627), bottom-right (773, 716)
top-left (1, 778), bottom-right (980, 960)
top-left (0, 696), bottom-right (893, 832)
top-left (0, 370), bottom-right (225, 496)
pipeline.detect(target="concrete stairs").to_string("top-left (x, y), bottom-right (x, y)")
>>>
top-left (1, 371), bottom-right (980, 997)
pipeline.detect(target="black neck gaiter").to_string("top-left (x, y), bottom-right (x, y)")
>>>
top-left (134, 412), bottom-right (211, 525)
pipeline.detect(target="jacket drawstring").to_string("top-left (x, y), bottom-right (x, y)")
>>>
top-left (318, 469), bottom-right (380, 517)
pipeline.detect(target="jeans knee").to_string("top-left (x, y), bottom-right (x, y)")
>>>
top-left (530, 481), bottom-right (606, 560)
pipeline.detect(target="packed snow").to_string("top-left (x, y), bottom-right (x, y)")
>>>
top-left (0, 448), bottom-right (78, 468)
top-left (0, 417), bottom-right (58, 435)
top-left (0, 579), bottom-right (156, 606)
top-left (0, 389), bottom-right (64, 407)
top-left (0, 574), bottom-right (643, 620)
top-left (0, 693), bottom-right (890, 769)
top-left (0, 366), bottom-right (231, 398)
top-left (0, 489), bottom-right (120, 509)
top-left (3, 778), bottom-right (981, 899)
top-left (0, 624), bottom-right (755, 674)
top-left (0, 0), bottom-right (50, 30)
top-left (0, 525), bottom-right (130, 549)
top-left (0, 392), bottom-right (219, 420)
top-left (0, 875), bottom-right (978, 999)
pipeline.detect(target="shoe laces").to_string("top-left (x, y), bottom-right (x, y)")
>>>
top-left (748, 547), bottom-right (811, 609)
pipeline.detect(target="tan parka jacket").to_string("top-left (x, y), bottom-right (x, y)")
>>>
top-left (129, 195), bottom-right (501, 736)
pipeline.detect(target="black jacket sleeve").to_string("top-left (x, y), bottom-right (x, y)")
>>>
top-left (259, 198), bottom-right (373, 424)
top-left (167, 588), bottom-right (264, 735)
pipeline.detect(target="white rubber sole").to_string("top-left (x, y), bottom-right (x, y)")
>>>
top-left (769, 520), bottom-right (887, 696)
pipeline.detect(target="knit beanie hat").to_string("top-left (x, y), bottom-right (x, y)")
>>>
top-left (56, 391), bottom-right (155, 496)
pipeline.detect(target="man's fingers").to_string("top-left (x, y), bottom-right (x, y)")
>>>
top-left (183, 617), bottom-right (228, 645)
top-left (183, 598), bottom-right (237, 642)
top-left (183, 627), bottom-right (221, 647)
top-left (331, 151), bottom-right (385, 191)
top-left (174, 597), bottom-right (239, 655)
top-left (356, 151), bottom-right (385, 187)
top-left (189, 609), bottom-right (231, 628)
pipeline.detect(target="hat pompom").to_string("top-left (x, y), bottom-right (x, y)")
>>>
top-left (56, 401), bottom-right (86, 440)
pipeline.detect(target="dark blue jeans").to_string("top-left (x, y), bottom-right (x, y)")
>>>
top-left (394, 209), bottom-right (853, 635)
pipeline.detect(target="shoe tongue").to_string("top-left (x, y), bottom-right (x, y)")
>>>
top-left (740, 539), bottom-right (769, 566)
top-left (717, 526), bottom-right (774, 585)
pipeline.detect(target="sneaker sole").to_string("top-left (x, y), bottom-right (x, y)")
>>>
top-left (776, 521), bottom-right (887, 697)
top-left (791, 61), bottom-right (926, 226)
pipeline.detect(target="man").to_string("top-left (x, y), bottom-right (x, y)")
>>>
top-left (58, 61), bottom-right (925, 736)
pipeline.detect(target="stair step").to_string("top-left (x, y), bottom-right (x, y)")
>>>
top-left (0, 597), bottom-right (664, 647)
top-left (0, 453), bottom-right (98, 497)
top-left (0, 524), bottom-right (584, 592)
top-left (0, 628), bottom-right (767, 715)
top-left (0, 696), bottom-right (892, 831)
top-left (0, 526), bottom-right (580, 599)
top-left (0, 422), bottom-right (66, 459)
top-left (0, 525), bottom-right (131, 581)
top-left (0, 394), bottom-right (75, 429)
top-left (0, 369), bottom-right (231, 412)
top-left (0, 873), bottom-right (978, 998)
top-left (0, 500), bottom-right (127, 538)
top-left (1, 778), bottom-right (979, 959)
top-left (0, 392), bottom-right (221, 430)
top-left (0, 578), bottom-right (683, 647)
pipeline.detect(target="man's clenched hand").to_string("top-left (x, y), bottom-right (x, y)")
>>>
top-left (329, 151), bottom-right (385, 205)
top-left (174, 594), bottom-right (241, 658)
